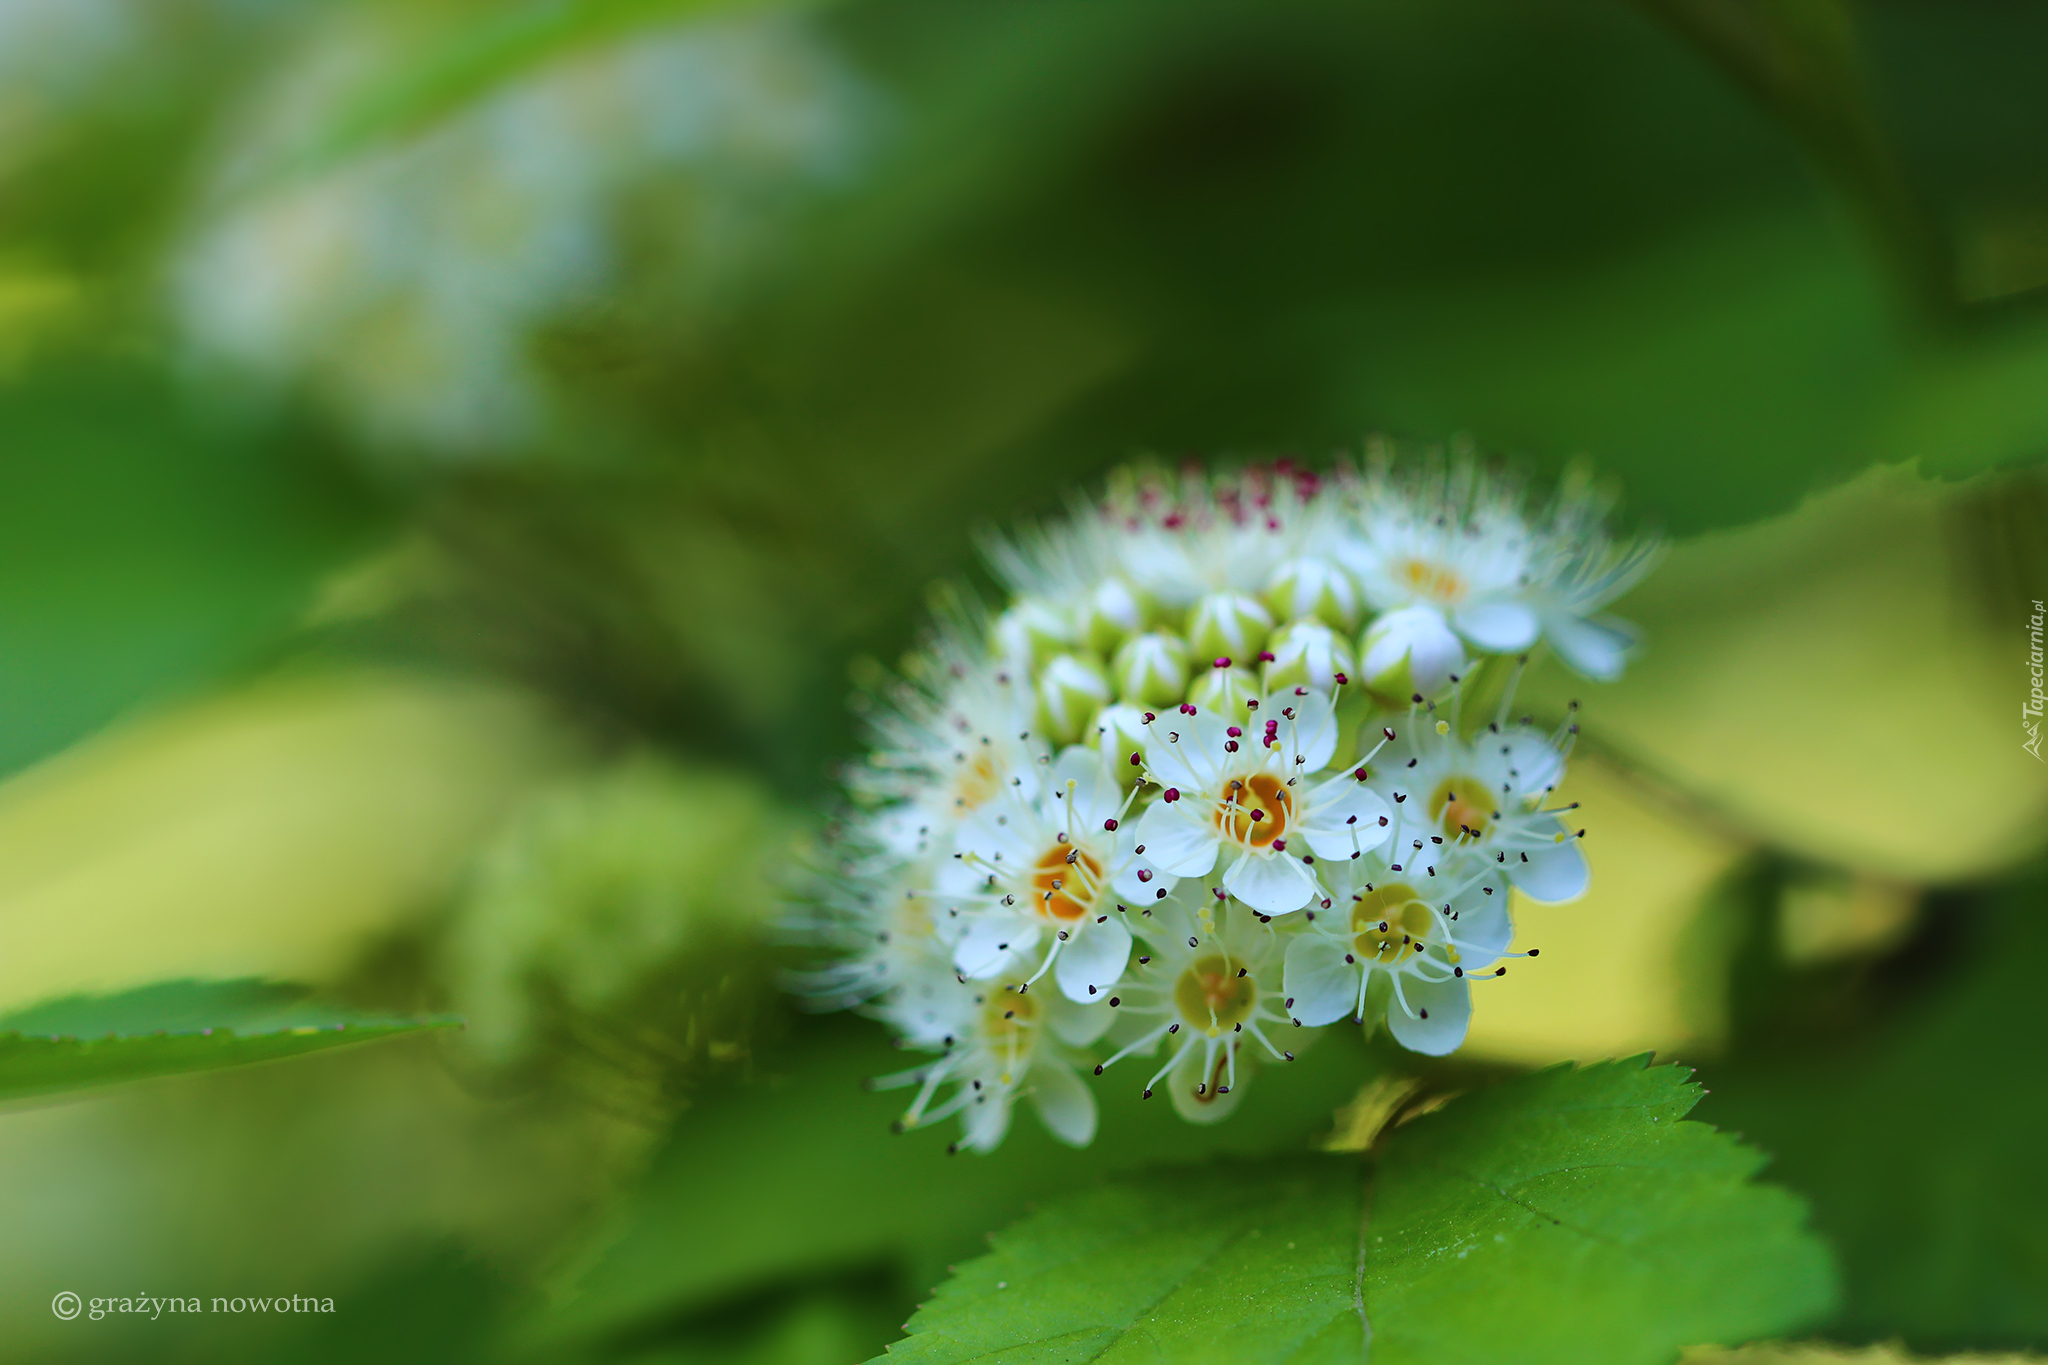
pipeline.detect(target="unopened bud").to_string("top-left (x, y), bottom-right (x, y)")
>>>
top-left (1188, 665), bottom-right (1260, 716)
top-left (1111, 631), bottom-right (1191, 706)
top-left (1264, 556), bottom-right (1360, 630)
top-left (1079, 577), bottom-right (1150, 654)
top-left (1262, 619), bottom-right (1357, 691)
top-left (1360, 605), bottom-right (1467, 698)
top-left (1092, 703), bottom-right (1153, 771)
top-left (992, 598), bottom-right (1076, 667)
top-left (1186, 591), bottom-right (1273, 662)
top-left (1036, 653), bottom-right (1113, 744)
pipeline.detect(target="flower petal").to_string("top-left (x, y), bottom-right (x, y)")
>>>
top-left (1221, 849), bottom-right (1315, 915)
top-left (953, 798), bottom-right (1039, 866)
top-left (1055, 916), bottom-right (1132, 1003)
top-left (1385, 971), bottom-right (1472, 1056)
top-left (1110, 854), bottom-right (1179, 902)
top-left (1279, 688), bottom-right (1339, 772)
top-left (1479, 730), bottom-right (1566, 798)
top-left (1282, 934), bottom-right (1360, 1026)
top-left (954, 914), bottom-right (1032, 979)
top-left (1054, 745), bottom-right (1123, 828)
top-left (1046, 995), bottom-right (1113, 1047)
top-left (1448, 885), bottom-right (1514, 967)
top-left (1452, 599), bottom-right (1540, 652)
top-left (1142, 728), bottom-right (1206, 792)
top-left (958, 1088), bottom-right (1014, 1152)
top-left (1300, 783), bottom-right (1393, 859)
top-left (1132, 801), bottom-right (1220, 877)
top-left (1543, 612), bottom-right (1635, 682)
top-left (1512, 826), bottom-right (1589, 903)
top-left (1028, 1058), bottom-right (1097, 1147)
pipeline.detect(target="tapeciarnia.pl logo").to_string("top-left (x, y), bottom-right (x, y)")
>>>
top-left (2026, 599), bottom-right (2045, 762)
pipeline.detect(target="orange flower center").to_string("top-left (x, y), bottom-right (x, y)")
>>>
top-left (1397, 557), bottom-right (1468, 605)
top-left (1031, 844), bottom-right (1104, 920)
top-left (1429, 775), bottom-right (1491, 840)
top-left (1214, 772), bottom-right (1292, 849)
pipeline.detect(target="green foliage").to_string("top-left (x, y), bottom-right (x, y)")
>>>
top-left (877, 1061), bottom-right (1834, 1365)
top-left (0, 979), bottom-right (458, 1103)
top-left (532, 1019), bottom-right (1383, 1349)
top-left (1698, 870), bottom-right (2048, 1351)
top-left (0, 367), bottom-right (385, 780)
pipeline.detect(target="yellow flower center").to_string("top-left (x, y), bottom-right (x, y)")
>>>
top-left (1174, 953), bottom-right (1257, 1035)
top-left (978, 988), bottom-right (1039, 1085)
top-left (1350, 883), bottom-right (1441, 964)
top-left (950, 750), bottom-right (1004, 812)
top-left (1429, 775), bottom-right (1491, 840)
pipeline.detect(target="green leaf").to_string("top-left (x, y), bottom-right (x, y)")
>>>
top-left (878, 1060), bottom-right (1835, 1365)
top-left (0, 365), bottom-right (385, 781)
top-left (529, 1017), bottom-right (1383, 1349)
top-left (0, 979), bottom-right (459, 1103)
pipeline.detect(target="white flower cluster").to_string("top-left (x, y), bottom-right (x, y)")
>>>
top-left (798, 457), bottom-right (1659, 1152)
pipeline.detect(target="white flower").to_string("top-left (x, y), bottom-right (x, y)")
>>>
top-left (1340, 458), bottom-right (1660, 688)
top-left (853, 656), bottom-right (1043, 858)
top-left (1132, 689), bottom-right (1391, 915)
top-left (872, 968), bottom-right (1105, 1153)
top-left (945, 748), bottom-right (1154, 1002)
top-left (1280, 846), bottom-right (1516, 1055)
top-left (1091, 893), bottom-right (1294, 1123)
top-left (787, 838), bottom-right (968, 1018)
top-left (1367, 704), bottom-right (1589, 903)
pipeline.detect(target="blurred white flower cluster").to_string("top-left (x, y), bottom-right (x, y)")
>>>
top-left (796, 455), bottom-right (1660, 1151)
top-left (172, 15), bottom-right (871, 455)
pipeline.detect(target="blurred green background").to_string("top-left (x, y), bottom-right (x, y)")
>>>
top-left (0, 0), bottom-right (2044, 1360)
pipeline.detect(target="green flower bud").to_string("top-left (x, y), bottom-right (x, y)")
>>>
top-left (1186, 591), bottom-right (1273, 663)
top-left (1262, 620), bottom-right (1357, 692)
top-left (992, 598), bottom-right (1076, 667)
top-left (1111, 630), bottom-right (1191, 706)
top-left (1187, 664), bottom-right (1261, 719)
top-left (1264, 556), bottom-right (1361, 631)
top-left (1091, 702), bottom-right (1153, 772)
top-left (1079, 578), bottom-right (1149, 655)
top-left (1036, 652), bottom-right (1113, 744)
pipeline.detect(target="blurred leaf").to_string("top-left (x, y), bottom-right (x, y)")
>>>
top-left (877, 1060), bottom-right (1834, 1365)
top-left (1464, 753), bottom-right (1750, 1064)
top-left (1695, 869), bottom-right (2048, 1351)
top-left (1626, 0), bottom-right (1944, 306)
top-left (0, 367), bottom-right (385, 780)
top-left (0, 979), bottom-right (456, 1104)
top-left (0, 669), bottom-right (573, 1014)
top-left (529, 1017), bottom-right (1381, 1349)
top-left (1520, 464), bottom-right (2048, 880)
